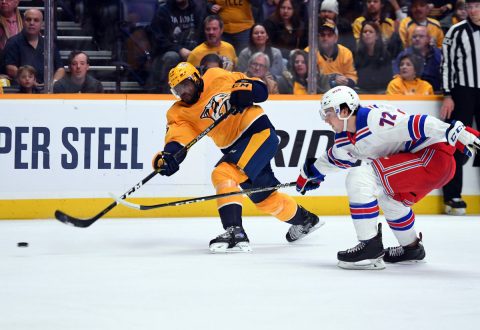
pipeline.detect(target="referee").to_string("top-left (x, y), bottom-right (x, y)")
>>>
top-left (440, 0), bottom-right (480, 215)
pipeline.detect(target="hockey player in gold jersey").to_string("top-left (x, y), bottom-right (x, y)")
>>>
top-left (152, 62), bottom-right (323, 252)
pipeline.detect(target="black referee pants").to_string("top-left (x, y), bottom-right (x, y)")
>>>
top-left (442, 86), bottom-right (480, 202)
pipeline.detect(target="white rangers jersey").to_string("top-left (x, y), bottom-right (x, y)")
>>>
top-left (314, 104), bottom-right (451, 174)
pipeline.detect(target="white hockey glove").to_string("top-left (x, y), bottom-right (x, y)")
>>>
top-left (296, 158), bottom-right (326, 195)
top-left (446, 121), bottom-right (480, 158)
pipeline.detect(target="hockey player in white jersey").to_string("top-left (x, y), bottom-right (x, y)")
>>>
top-left (296, 86), bottom-right (480, 270)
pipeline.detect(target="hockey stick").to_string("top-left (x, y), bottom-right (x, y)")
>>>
top-left (110, 182), bottom-right (297, 211)
top-left (54, 108), bottom-right (234, 228)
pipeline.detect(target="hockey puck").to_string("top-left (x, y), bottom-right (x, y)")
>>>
top-left (17, 242), bottom-right (29, 247)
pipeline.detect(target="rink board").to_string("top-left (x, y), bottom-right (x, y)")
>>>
top-left (0, 94), bottom-right (479, 219)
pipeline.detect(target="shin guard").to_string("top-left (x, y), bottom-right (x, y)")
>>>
top-left (255, 191), bottom-right (297, 222)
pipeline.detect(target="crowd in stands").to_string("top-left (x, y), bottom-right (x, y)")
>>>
top-left (0, 0), bottom-right (472, 95)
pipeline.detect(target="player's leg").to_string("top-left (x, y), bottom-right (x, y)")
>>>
top-left (378, 193), bottom-right (425, 263)
top-left (337, 166), bottom-right (385, 270)
top-left (208, 126), bottom-right (280, 253)
top-left (372, 144), bottom-right (455, 262)
top-left (241, 165), bottom-right (324, 242)
top-left (443, 86), bottom-right (476, 215)
top-left (224, 126), bottom-right (323, 242)
top-left (209, 162), bottom-right (251, 253)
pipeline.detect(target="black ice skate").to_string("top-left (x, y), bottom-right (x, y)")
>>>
top-left (209, 226), bottom-right (252, 253)
top-left (444, 198), bottom-right (467, 216)
top-left (337, 223), bottom-right (385, 270)
top-left (383, 233), bottom-right (425, 263)
top-left (286, 206), bottom-right (325, 242)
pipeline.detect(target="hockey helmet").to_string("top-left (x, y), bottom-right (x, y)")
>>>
top-left (320, 86), bottom-right (359, 120)
top-left (168, 62), bottom-right (204, 104)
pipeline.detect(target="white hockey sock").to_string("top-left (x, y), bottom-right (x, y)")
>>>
top-left (350, 200), bottom-right (380, 241)
top-left (386, 209), bottom-right (418, 246)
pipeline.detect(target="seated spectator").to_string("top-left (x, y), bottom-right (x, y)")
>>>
top-left (236, 24), bottom-right (285, 78)
top-left (16, 65), bottom-right (40, 93)
top-left (319, 0), bottom-right (356, 51)
top-left (187, 15), bottom-right (237, 71)
top-left (352, 0), bottom-right (396, 43)
top-left (393, 25), bottom-right (442, 90)
top-left (199, 53), bottom-right (223, 75)
top-left (53, 50), bottom-right (103, 93)
top-left (207, 0), bottom-right (256, 54)
top-left (355, 20), bottom-right (393, 93)
top-left (305, 22), bottom-right (358, 88)
top-left (262, 0), bottom-right (278, 22)
top-left (427, 0), bottom-right (455, 28)
top-left (278, 49), bottom-right (330, 94)
top-left (4, 9), bottom-right (64, 85)
top-left (245, 52), bottom-right (279, 94)
top-left (387, 53), bottom-right (433, 95)
top-left (399, 0), bottom-right (444, 48)
top-left (147, 0), bottom-right (204, 93)
top-left (0, 0), bottom-right (22, 51)
top-left (263, 0), bottom-right (307, 58)
top-left (451, 0), bottom-right (467, 25)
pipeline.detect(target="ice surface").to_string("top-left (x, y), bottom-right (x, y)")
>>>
top-left (1, 215), bottom-right (480, 330)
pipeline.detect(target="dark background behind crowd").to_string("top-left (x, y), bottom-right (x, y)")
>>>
top-left (0, 0), bottom-right (470, 94)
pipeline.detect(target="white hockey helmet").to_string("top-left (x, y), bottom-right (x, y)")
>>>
top-left (320, 86), bottom-right (360, 120)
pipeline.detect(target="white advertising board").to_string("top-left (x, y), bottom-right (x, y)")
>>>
top-left (0, 97), bottom-right (479, 201)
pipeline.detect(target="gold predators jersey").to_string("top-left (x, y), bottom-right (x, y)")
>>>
top-left (165, 68), bottom-right (265, 149)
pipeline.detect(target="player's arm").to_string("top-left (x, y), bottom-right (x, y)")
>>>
top-left (446, 121), bottom-right (480, 157)
top-left (296, 146), bottom-right (356, 194)
top-left (228, 78), bottom-right (268, 114)
top-left (152, 141), bottom-right (185, 176)
top-left (370, 105), bottom-right (480, 156)
top-left (152, 114), bottom-right (198, 176)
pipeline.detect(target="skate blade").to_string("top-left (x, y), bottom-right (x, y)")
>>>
top-left (337, 257), bottom-right (385, 270)
top-left (391, 259), bottom-right (427, 265)
top-left (209, 242), bottom-right (252, 253)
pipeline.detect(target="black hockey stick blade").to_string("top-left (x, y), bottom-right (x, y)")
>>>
top-left (111, 182), bottom-right (297, 211)
top-left (54, 169), bottom-right (159, 228)
top-left (55, 209), bottom-right (104, 228)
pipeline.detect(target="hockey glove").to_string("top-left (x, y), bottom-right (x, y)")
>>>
top-left (296, 158), bottom-right (326, 195)
top-left (152, 151), bottom-right (179, 176)
top-left (446, 121), bottom-right (480, 158)
top-left (229, 79), bottom-right (254, 114)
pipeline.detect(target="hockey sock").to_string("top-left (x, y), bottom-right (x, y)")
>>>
top-left (386, 209), bottom-right (418, 246)
top-left (350, 200), bottom-right (380, 241)
top-left (218, 204), bottom-right (243, 229)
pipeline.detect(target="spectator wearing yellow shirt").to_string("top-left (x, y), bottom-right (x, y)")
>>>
top-left (207, 0), bottom-right (259, 54)
top-left (387, 53), bottom-right (433, 95)
top-left (187, 15), bottom-right (237, 71)
top-left (352, 0), bottom-right (395, 43)
top-left (399, 0), bottom-right (444, 48)
top-left (305, 22), bottom-right (358, 88)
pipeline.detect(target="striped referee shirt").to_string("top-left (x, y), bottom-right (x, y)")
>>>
top-left (442, 18), bottom-right (480, 95)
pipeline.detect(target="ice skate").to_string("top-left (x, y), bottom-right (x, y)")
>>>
top-left (444, 198), bottom-right (466, 216)
top-left (209, 226), bottom-right (252, 253)
top-left (286, 206), bottom-right (325, 242)
top-left (383, 233), bottom-right (425, 263)
top-left (337, 223), bottom-right (385, 270)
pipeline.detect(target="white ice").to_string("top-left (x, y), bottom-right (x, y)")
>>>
top-left (1, 215), bottom-right (480, 330)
